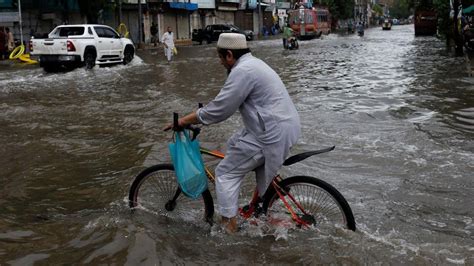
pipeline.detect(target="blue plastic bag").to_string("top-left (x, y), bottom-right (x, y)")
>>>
top-left (168, 130), bottom-right (208, 199)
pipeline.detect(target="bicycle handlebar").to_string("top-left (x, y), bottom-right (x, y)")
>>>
top-left (172, 103), bottom-right (203, 140)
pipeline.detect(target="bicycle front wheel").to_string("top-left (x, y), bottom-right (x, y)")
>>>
top-left (129, 164), bottom-right (214, 224)
top-left (262, 176), bottom-right (356, 231)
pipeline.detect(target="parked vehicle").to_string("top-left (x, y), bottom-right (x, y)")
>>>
top-left (30, 24), bottom-right (135, 72)
top-left (287, 7), bottom-right (331, 40)
top-left (382, 19), bottom-right (392, 30)
top-left (414, 9), bottom-right (437, 36)
top-left (192, 24), bottom-right (253, 45)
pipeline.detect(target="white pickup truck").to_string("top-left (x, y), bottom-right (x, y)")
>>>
top-left (30, 24), bottom-right (135, 72)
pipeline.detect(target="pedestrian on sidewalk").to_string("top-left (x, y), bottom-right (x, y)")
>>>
top-left (161, 26), bottom-right (175, 62)
top-left (150, 22), bottom-right (158, 47)
top-left (0, 27), bottom-right (7, 60)
top-left (6, 27), bottom-right (14, 53)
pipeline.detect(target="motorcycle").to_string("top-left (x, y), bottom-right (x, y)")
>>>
top-left (286, 36), bottom-right (299, 50)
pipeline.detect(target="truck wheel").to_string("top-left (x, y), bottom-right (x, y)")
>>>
top-left (42, 63), bottom-right (58, 73)
top-left (84, 51), bottom-right (96, 69)
top-left (123, 47), bottom-right (134, 65)
top-left (205, 37), bottom-right (211, 44)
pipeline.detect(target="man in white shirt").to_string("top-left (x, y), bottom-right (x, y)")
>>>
top-left (161, 26), bottom-right (175, 62)
top-left (164, 33), bottom-right (301, 233)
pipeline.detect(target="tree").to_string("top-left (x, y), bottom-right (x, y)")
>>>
top-left (434, 0), bottom-right (450, 37)
top-left (390, 0), bottom-right (412, 18)
top-left (372, 3), bottom-right (383, 16)
top-left (77, 0), bottom-right (107, 23)
top-left (321, 0), bottom-right (355, 20)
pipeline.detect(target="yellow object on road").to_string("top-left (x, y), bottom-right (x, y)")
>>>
top-left (173, 47), bottom-right (178, 55)
top-left (117, 23), bottom-right (130, 38)
top-left (19, 53), bottom-right (38, 64)
top-left (9, 45), bottom-right (25, 59)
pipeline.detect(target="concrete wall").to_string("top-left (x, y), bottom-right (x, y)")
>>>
top-left (215, 11), bottom-right (234, 24)
top-left (176, 11), bottom-right (190, 39)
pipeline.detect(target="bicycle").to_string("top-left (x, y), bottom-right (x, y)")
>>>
top-left (129, 113), bottom-right (356, 231)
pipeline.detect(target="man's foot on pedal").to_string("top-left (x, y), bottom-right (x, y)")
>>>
top-left (221, 216), bottom-right (238, 234)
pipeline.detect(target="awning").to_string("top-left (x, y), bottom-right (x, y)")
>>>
top-left (169, 2), bottom-right (198, 11)
top-left (463, 5), bottom-right (474, 14)
top-left (0, 12), bottom-right (19, 22)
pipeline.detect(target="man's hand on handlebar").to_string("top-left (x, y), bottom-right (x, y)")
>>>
top-left (163, 110), bottom-right (200, 132)
top-left (163, 118), bottom-right (183, 131)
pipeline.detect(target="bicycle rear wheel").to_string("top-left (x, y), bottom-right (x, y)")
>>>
top-left (129, 164), bottom-right (214, 224)
top-left (262, 176), bottom-right (356, 231)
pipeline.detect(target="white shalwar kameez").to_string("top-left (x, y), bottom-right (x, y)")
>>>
top-left (197, 53), bottom-right (301, 218)
top-left (161, 31), bottom-right (175, 62)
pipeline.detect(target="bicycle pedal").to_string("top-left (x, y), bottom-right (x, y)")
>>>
top-left (298, 214), bottom-right (316, 227)
top-left (253, 206), bottom-right (263, 218)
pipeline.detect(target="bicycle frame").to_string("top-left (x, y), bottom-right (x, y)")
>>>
top-left (198, 146), bottom-right (313, 227)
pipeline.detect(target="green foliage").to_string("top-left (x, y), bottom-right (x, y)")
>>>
top-left (434, 0), bottom-right (450, 37)
top-left (372, 3), bottom-right (383, 16)
top-left (321, 0), bottom-right (355, 20)
top-left (77, 0), bottom-right (107, 23)
top-left (390, 0), bottom-right (412, 18)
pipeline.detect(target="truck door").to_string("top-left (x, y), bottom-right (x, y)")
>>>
top-left (94, 26), bottom-right (122, 59)
top-left (93, 26), bottom-right (111, 58)
top-left (102, 27), bottom-right (123, 58)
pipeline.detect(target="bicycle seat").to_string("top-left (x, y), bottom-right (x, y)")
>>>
top-left (282, 146), bottom-right (335, 166)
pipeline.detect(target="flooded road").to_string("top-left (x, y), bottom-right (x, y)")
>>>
top-left (1, 24), bottom-right (473, 264)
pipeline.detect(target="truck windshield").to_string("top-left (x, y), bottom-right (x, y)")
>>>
top-left (52, 27), bottom-right (85, 37)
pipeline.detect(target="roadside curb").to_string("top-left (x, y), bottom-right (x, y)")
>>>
top-left (136, 39), bottom-right (194, 50)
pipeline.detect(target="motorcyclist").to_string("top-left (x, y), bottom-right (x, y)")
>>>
top-left (357, 22), bottom-right (364, 36)
top-left (282, 22), bottom-right (294, 49)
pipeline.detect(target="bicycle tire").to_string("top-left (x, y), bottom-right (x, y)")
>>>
top-left (129, 164), bottom-right (214, 225)
top-left (262, 176), bottom-right (356, 231)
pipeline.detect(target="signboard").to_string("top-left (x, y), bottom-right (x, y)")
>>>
top-left (220, 0), bottom-right (240, 3)
top-left (191, 0), bottom-right (215, 9)
top-left (0, 0), bottom-right (13, 8)
top-left (122, 0), bottom-right (146, 3)
top-left (248, 0), bottom-right (257, 9)
top-left (0, 12), bottom-right (19, 22)
top-left (239, 0), bottom-right (247, 10)
top-left (276, 1), bottom-right (290, 9)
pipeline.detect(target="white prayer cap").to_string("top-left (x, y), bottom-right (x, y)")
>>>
top-left (217, 33), bottom-right (248, 49)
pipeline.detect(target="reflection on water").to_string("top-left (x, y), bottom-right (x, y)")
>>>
top-left (0, 25), bottom-right (473, 264)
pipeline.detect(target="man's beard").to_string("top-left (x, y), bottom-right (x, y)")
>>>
top-left (227, 68), bottom-right (231, 75)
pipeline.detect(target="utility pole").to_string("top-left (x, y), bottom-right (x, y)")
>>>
top-left (452, 0), bottom-right (463, 56)
top-left (18, 0), bottom-right (23, 46)
top-left (138, 0), bottom-right (143, 47)
top-left (258, 0), bottom-right (263, 37)
top-left (119, 0), bottom-right (122, 24)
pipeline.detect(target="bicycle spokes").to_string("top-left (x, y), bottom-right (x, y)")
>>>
top-left (165, 187), bottom-right (182, 211)
top-left (272, 180), bottom-right (315, 227)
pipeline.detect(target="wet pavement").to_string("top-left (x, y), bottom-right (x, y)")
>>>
top-left (0, 24), bottom-right (473, 264)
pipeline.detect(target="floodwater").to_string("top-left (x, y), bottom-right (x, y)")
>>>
top-left (1, 24), bottom-right (473, 264)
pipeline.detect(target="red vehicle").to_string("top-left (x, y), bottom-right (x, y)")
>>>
top-left (414, 9), bottom-right (437, 36)
top-left (288, 7), bottom-right (331, 40)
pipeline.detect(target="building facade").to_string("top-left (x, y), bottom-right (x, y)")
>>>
top-left (0, 0), bottom-right (293, 45)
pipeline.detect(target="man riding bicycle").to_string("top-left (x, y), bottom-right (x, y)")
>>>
top-left (164, 33), bottom-right (301, 233)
